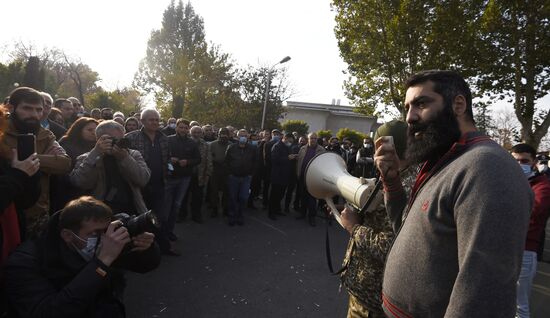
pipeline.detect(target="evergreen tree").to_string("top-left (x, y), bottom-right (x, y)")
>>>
top-left (136, 0), bottom-right (209, 118)
top-left (23, 56), bottom-right (44, 90)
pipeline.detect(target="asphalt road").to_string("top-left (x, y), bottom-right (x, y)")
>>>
top-left (125, 205), bottom-right (550, 318)
top-left (125, 206), bottom-right (350, 318)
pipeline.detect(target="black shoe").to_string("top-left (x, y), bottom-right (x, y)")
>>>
top-left (275, 211), bottom-right (287, 216)
top-left (268, 214), bottom-right (277, 221)
top-left (295, 215), bottom-right (306, 220)
top-left (247, 203), bottom-right (257, 210)
top-left (284, 207), bottom-right (290, 213)
top-left (309, 218), bottom-right (316, 227)
top-left (237, 220), bottom-right (244, 226)
top-left (168, 232), bottom-right (178, 241)
top-left (210, 209), bottom-right (218, 217)
top-left (228, 221), bottom-right (235, 226)
top-left (163, 249), bottom-right (181, 257)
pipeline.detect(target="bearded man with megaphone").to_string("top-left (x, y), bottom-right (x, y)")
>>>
top-left (304, 120), bottom-right (416, 318)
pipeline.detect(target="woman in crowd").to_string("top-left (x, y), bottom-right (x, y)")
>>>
top-left (48, 107), bottom-right (65, 127)
top-left (124, 117), bottom-right (140, 133)
top-left (59, 117), bottom-right (98, 166)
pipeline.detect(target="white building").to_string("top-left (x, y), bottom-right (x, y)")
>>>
top-left (280, 101), bottom-right (380, 136)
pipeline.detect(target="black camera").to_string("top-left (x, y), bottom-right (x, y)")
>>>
top-left (109, 137), bottom-right (131, 149)
top-left (113, 211), bottom-right (159, 237)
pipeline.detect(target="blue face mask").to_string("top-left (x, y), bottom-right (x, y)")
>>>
top-left (520, 163), bottom-right (533, 177)
top-left (71, 231), bottom-right (98, 261)
top-left (251, 140), bottom-right (258, 146)
top-left (239, 136), bottom-right (248, 144)
top-left (272, 136), bottom-right (280, 142)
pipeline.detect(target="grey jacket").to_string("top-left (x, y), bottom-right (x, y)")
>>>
top-left (70, 147), bottom-right (151, 214)
top-left (381, 134), bottom-right (532, 318)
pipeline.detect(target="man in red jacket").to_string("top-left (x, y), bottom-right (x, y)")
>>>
top-left (511, 143), bottom-right (550, 318)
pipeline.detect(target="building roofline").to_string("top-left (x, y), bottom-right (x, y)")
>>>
top-left (284, 100), bottom-right (376, 119)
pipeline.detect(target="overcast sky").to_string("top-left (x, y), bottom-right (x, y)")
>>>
top-left (0, 0), bottom-right (350, 106)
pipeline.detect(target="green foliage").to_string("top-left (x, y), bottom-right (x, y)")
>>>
top-left (333, 0), bottom-right (550, 149)
top-left (135, 1), bottom-right (291, 128)
top-left (86, 88), bottom-right (144, 116)
top-left (332, 0), bottom-right (482, 118)
top-left (0, 60), bottom-right (24, 99)
top-left (336, 128), bottom-right (366, 147)
top-left (0, 44), bottom-right (100, 106)
top-left (474, 0), bottom-right (550, 149)
top-left (135, 0), bottom-right (211, 118)
top-left (317, 130), bottom-right (333, 141)
top-left (281, 120), bottom-right (309, 136)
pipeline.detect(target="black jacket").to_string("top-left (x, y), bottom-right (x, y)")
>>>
top-left (161, 126), bottom-right (175, 137)
top-left (5, 212), bottom-right (161, 318)
top-left (167, 135), bottom-right (201, 177)
top-left (46, 120), bottom-right (67, 141)
top-left (225, 143), bottom-right (257, 177)
top-left (270, 141), bottom-right (292, 185)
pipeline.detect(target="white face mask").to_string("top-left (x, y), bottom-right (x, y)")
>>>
top-left (364, 143), bottom-right (372, 149)
top-left (169, 123), bottom-right (176, 129)
top-left (538, 164), bottom-right (548, 173)
top-left (71, 231), bottom-right (98, 261)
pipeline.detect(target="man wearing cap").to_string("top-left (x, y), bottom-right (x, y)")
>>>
top-left (375, 70), bottom-right (531, 317)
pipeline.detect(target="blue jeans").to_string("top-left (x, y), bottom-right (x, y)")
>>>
top-left (516, 250), bottom-right (537, 318)
top-left (163, 176), bottom-right (191, 233)
top-left (227, 175), bottom-right (251, 223)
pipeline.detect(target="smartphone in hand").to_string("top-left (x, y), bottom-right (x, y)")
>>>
top-left (17, 134), bottom-right (36, 160)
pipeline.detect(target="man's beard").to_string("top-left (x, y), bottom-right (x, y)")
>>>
top-left (12, 112), bottom-right (40, 135)
top-left (405, 107), bottom-right (461, 165)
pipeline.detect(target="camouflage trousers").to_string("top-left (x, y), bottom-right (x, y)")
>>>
top-left (347, 294), bottom-right (371, 318)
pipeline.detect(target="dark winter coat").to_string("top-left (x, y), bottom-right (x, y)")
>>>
top-left (5, 212), bottom-right (161, 318)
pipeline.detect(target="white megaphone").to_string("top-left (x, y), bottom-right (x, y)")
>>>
top-left (305, 152), bottom-right (382, 227)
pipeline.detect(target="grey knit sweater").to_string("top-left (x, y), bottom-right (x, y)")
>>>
top-left (381, 133), bottom-right (532, 318)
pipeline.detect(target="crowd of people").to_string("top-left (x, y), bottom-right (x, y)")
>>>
top-left (0, 69), bottom-right (549, 318)
top-left (0, 85), bottom-right (380, 317)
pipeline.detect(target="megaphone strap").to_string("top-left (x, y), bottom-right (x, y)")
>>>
top-left (325, 220), bottom-right (348, 275)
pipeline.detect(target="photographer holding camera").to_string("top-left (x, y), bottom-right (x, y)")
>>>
top-left (4, 196), bottom-right (160, 318)
top-left (70, 120), bottom-right (151, 214)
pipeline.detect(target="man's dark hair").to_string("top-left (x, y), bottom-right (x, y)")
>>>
top-left (405, 70), bottom-right (474, 123)
top-left (100, 107), bottom-right (113, 113)
top-left (59, 196), bottom-right (113, 232)
top-left (284, 133), bottom-right (294, 140)
top-left (511, 143), bottom-right (537, 160)
top-left (218, 127), bottom-right (229, 136)
top-left (8, 87), bottom-right (43, 108)
top-left (54, 98), bottom-right (71, 109)
top-left (176, 118), bottom-right (190, 126)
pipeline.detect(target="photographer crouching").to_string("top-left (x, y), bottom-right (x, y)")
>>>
top-left (4, 196), bottom-right (161, 318)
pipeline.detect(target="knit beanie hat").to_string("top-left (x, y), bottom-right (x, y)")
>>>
top-left (374, 119), bottom-right (407, 160)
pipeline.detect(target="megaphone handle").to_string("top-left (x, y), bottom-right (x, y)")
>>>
top-left (325, 198), bottom-right (344, 228)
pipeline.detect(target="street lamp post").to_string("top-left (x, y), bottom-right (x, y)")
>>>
top-left (261, 56), bottom-right (291, 130)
